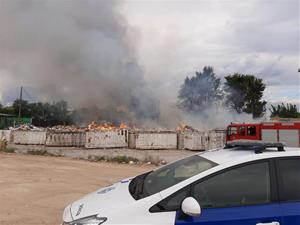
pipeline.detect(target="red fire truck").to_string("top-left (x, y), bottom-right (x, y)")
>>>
top-left (226, 122), bottom-right (300, 147)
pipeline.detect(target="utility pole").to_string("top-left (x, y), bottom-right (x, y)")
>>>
top-left (18, 86), bottom-right (23, 118)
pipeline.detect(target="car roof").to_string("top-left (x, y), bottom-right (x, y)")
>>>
top-left (199, 147), bottom-right (300, 165)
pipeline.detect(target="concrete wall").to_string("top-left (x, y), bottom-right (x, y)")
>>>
top-left (133, 131), bottom-right (178, 150)
top-left (85, 130), bottom-right (128, 149)
top-left (8, 129), bottom-right (226, 150)
top-left (46, 132), bottom-right (86, 147)
top-left (179, 131), bottom-right (209, 151)
top-left (13, 131), bottom-right (46, 145)
top-left (0, 130), bottom-right (12, 142)
top-left (208, 130), bottom-right (226, 149)
top-left (179, 130), bottom-right (226, 151)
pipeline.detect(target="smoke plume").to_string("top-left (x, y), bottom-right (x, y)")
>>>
top-left (0, 0), bottom-right (262, 129)
top-left (0, 0), bottom-right (158, 123)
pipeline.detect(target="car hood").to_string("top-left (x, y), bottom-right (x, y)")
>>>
top-left (66, 179), bottom-right (135, 222)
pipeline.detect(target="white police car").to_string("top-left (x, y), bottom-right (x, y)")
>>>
top-left (62, 144), bottom-right (300, 225)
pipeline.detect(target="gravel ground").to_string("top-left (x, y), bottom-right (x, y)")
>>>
top-left (0, 152), bottom-right (154, 225)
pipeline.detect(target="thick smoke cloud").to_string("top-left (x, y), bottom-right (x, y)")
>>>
top-left (0, 0), bottom-right (158, 123)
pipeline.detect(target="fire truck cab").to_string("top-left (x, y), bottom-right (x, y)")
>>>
top-left (226, 122), bottom-right (300, 147)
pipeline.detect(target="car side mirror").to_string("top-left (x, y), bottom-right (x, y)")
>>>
top-left (181, 197), bottom-right (201, 217)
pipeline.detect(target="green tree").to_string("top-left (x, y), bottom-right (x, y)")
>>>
top-left (270, 103), bottom-right (300, 118)
top-left (12, 99), bottom-right (31, 117)
top-left (225, 73), bottom-right (267, 118)
top-left (178, 66), bottom-right (222, 113)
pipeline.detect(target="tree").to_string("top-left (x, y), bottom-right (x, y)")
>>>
top-left (178, 66), bottom-right (222, 113)
top-left (12, 100), bottom-right (31, 117)
top-left (225, 73), bottom-right (267, 118)
top-left (270, 103), bottom-right (300, 118)
top-left (9, 99), bottom-right (73, 126)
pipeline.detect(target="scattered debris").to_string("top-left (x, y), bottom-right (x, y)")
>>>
top-left (47, 125), bottom-right (85, 132)
top-left (10, 124), bottom-right (44, 131)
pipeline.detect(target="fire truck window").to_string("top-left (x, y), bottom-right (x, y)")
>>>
top-left (239, 126), bottom-right (246, 136)
top-left (229, 127), bottom-right (237, 135)
top-left (248, 126), bottom-right (256, 136)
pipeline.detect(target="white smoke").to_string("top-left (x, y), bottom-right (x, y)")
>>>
top-left (0, 0), bottom-right (158, 122)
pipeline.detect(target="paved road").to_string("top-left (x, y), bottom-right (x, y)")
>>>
top-left (0, 152), bottom-right (153, 225)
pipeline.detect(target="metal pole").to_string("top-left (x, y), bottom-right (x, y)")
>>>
top-left (18, 86), bottom-right (23, 119)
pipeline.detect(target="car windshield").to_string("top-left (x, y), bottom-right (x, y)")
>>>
top-left (129, 155), bottom-right (217, 200)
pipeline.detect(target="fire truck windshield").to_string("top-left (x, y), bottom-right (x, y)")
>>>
top-left (227, 126), bottom-right (237, 135)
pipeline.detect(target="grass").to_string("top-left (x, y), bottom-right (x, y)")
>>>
top-left (0, 140), bottom-right (15, 153)
top-left (0, 147), bottom-right (15, 153)
top-left (27, 150), bottom-right (62, 157)
top-left (110, 156), bottom-right (139, 164)
top-left (88, 155), bottom-right (139, 164)
top-left (88, 155), bottom-right (105, 162)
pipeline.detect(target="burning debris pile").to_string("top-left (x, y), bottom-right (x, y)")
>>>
top-left (176, 124), bottom-right (198, 132)
top-left (87, 121), bottom-right (128, 131)
top-left (5, 120), bottom-right (226, 151)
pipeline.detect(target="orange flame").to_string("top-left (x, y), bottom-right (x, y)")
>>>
top-left (87, 121), bottom-right (128, 131)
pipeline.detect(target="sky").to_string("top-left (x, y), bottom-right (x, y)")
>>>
top-left (121, 0), bottom-right (300, 106)
top-left (0, 0), bottom-right (299, 109)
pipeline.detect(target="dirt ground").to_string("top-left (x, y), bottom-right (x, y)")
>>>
top-left (0, 152), bottom-right (154, 225)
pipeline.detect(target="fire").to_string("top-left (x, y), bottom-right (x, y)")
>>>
top-left (87, 121), bottom-right (128, 131)
top-left (176, 123), bottom-right (196, 132)
top-left (119, 122), bottom-right (128, 129)
top-left (176, 123), bottom-right (187, 131)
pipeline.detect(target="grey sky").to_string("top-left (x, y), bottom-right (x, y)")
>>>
top-left (0, 0), bottom-right (299, 108)
top-left (121, 0), bottom-right (299, 105)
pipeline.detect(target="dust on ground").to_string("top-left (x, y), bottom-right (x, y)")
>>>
top-left (0, 152), bottom-right (154, 225)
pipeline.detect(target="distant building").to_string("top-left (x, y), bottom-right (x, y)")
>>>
top-left (0, 113), bottom-right (32, 129)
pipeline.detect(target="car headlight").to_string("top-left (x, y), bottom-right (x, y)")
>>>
top-left (63, 215), bottom-right (107, 225)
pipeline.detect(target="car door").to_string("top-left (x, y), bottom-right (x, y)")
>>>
top-left (175, 160), bottom-right (282, 225)
top-left (276, 157), bottom-right (300, 225)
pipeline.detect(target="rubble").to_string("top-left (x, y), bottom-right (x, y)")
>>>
top-left (47, 125), bottom-right (86, 132)
top-left (10, 124), bottom-right (44, 131)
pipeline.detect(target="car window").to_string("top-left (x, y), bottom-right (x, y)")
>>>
top-left (140, 156), bottom-right (216, 198)
top-left (193, 162), bottom-right (271, 208)
top-left (150, 187), bottom-right (190, 213)
top-left (278, 158), bottom-right (300, 202)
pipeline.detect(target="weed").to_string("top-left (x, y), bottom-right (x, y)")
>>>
top-left (87, 155), bottom-right (139, 164)
top-left (0, 147), bottom-right (15, 153)
top-left (109, 156), bottom-right (139, 164)
top-left (27, 150), bottom-right (62, 157)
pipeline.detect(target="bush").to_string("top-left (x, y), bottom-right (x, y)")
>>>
top-left (0, 140), bottom-right (15, 153)
top-left (109, 156), bottom-right (139, 164)
top-left (87, 155), bottom-right (139, 164)
top-left (27, 150), bottom-right (62, 157)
